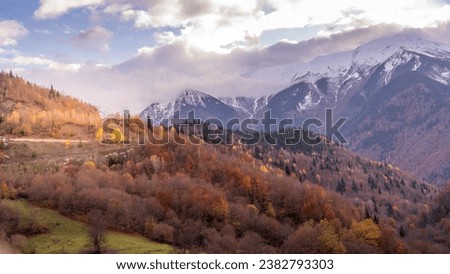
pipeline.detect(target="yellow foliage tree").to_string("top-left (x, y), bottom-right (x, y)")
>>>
top-left (95, 128), bottom-right (104, 141)
top-left (20, 123), bottom-right (33, 136)
top-left (260, 165), bottom-right (269, 173)
top-left (112, 128), bottom-right (124, 143)
top-left (64, 139), bottom-right (71, 147)
top-left (6, 111), bottom-right (20, 127)
top-left (266, 202), bottom-right (276, 218)
top-left (83, 161), bottom-right (96, 169)
top-left (1, 182), bottom-right (9, 199)
top-left (348, 219), bottom-right (381, 246)
top-left (317, 219), bottom-right (346, 253)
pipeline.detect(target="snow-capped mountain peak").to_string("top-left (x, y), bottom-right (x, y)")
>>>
top-left (352, 34), bottom-right (450, 67)
top-left (140, 35), bottom-right (450, 185)
top-left (178, 89), bottom-right (209, 108)
top-left (247, 34), bottom-right (450, 91)
top-left (248, 50), bottom-right (352, 85)
top-left (143, 35), bottom-right (450, 126)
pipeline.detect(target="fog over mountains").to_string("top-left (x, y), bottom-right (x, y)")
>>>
top-left (141, 34), bottom-right (450, 184)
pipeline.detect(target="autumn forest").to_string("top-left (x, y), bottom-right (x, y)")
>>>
top-left (0, 73), bottom-right (449, 254)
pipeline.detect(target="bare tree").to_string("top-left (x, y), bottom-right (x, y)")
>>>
top-left (87, 210), bottom-right (107, 254)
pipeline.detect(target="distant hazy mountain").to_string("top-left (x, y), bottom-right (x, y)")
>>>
top-left (141, 34), bottom-right (450, 184)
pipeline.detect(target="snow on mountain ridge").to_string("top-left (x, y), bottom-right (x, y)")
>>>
top-left (142, 35), bottom-right (450, 125)
top-left (248, 50), bottom-right (353, 85)
top-left (352, 35), bottom-right (450, 67)
top-left (141, 89), bottom-right (211, 123)
top-left (248, 34), bottom-right (450, 89)
top-left (178, 89), bottom-right (210, 108)
top-left (218, 96), bottom-right (271, 118)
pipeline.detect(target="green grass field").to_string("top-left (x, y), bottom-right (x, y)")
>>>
top-left (5, 200), bottom-right (172, 254)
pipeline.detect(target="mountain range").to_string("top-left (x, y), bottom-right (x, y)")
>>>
top-left (141, 34), bottom-right (450, 185)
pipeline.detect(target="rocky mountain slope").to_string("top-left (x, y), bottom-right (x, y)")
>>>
top-left (141, 34), bottom-right (450, 184)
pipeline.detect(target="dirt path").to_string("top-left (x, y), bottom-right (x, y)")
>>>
top-left (0, 240), bottom-right (18, 254)
top-left (9, 138), bottom-right (91, 143)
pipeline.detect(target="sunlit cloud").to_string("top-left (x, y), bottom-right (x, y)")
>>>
top-left (34, 0), bottom-right (105, 19)
top-left (0, 20), bottom-right (28, 47)
top-left (5, 0), bottom-right (450, 114)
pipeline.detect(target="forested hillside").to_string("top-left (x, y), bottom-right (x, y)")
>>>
top-left (0, 71), bottom-right (101, 138)
top-left (1, 129), bottom-right (448, 253)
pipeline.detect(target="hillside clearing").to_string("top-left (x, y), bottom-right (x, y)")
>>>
top-left (6, 200), bottom-right (172, 254)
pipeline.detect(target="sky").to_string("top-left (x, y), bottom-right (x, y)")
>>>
top-left (1, 0), bottom-right (450, 114)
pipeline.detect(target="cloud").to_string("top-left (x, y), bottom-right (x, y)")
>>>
top-left (16, 1), bottom-right (450, 114)
top-left (5, 54), bottom-right (82, 71)
top-left (103, 0), bottom-right (265, 51)
top-left (415, 20), bottom-right (450, 43)
top-left (34, 0), bottom-right (104, 19)
top-left (71, 26), bottom-right (113, 52)
top-left (0, 20), bottom-right (28, 46)
top-left (32, 0), bottom-right (450, 53)
top-left (99, 0), bottom-right (450, 53)
top-left (253, 24), bottom-right (406, 67)
top-left (16, 24), bottom-right (412, 113)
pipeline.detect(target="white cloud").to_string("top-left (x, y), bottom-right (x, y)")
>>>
top-left (34, 0), bottom-right (104, 19)
top-left (30, 0), bottom-right (450, 54)
top-left (18, 21), bottom-right (450, 115)
top-left (5, 54), bottom-right (81, 72)
top-left (16, 0), bottom-right (450, 114)
top-left (32, 0), bottom-right (450, 52)
top-left (13, 25), bottom-right (397, 113)
top-left (0, 20), bottom-right (28, 46)
top-left (99, 0), bottom-right (450, 53)
top-left (71, 26), bottom-right (112, 52)
top-left (11, 55), bottom-right (54, 66)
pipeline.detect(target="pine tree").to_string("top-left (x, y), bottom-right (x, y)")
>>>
top-left (373, 214), bottom-right (379, 224)
top-left (399, 225), bottom-right (406, 238)
top-left (372, 196), bottom-right (378, 213)
top-left (351, 181), bottom-right (359, 192)
top-left (1, 81), bottom-right (6, 99)
top-left (368, 175), bottom-right (377, 190)
top-left (365, 207), bottom-right (371, 219)
top-left (285, 164), bottom-right (291, 176)
top-left (387, 203), bottom-right (394, 216)
top-left (336, 178), bottom-right (346, 194)
top-left (49, 85), bottom-right (55, 98)
top-left (340, 178), bottom-right (346, 192)
top-left (254, 146), bottom-right (261, 159)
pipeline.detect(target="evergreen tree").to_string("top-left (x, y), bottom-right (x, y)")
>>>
top-left (368, 175), bottom-right (377, 190)
top-left (335, 178), bottom-right (346, 194)
top-left (285, 164), bottom-right (291, 176)
top-left (373, 214), bottom-right (379, 224)
top-left (49, 85), bottom-right (55, 98)
top-left (340, 178), bottom-right (346, 192)
top-left (351, 181), bottom-right (359, 192)
top-left (399, 225), bottom-right (406, 238)
top-left (387, 203), bottom-right (394, 216)
top-left (365, 207), bottom-right (371, 219)
top-left (372, 196), bottom-right (378, 213)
